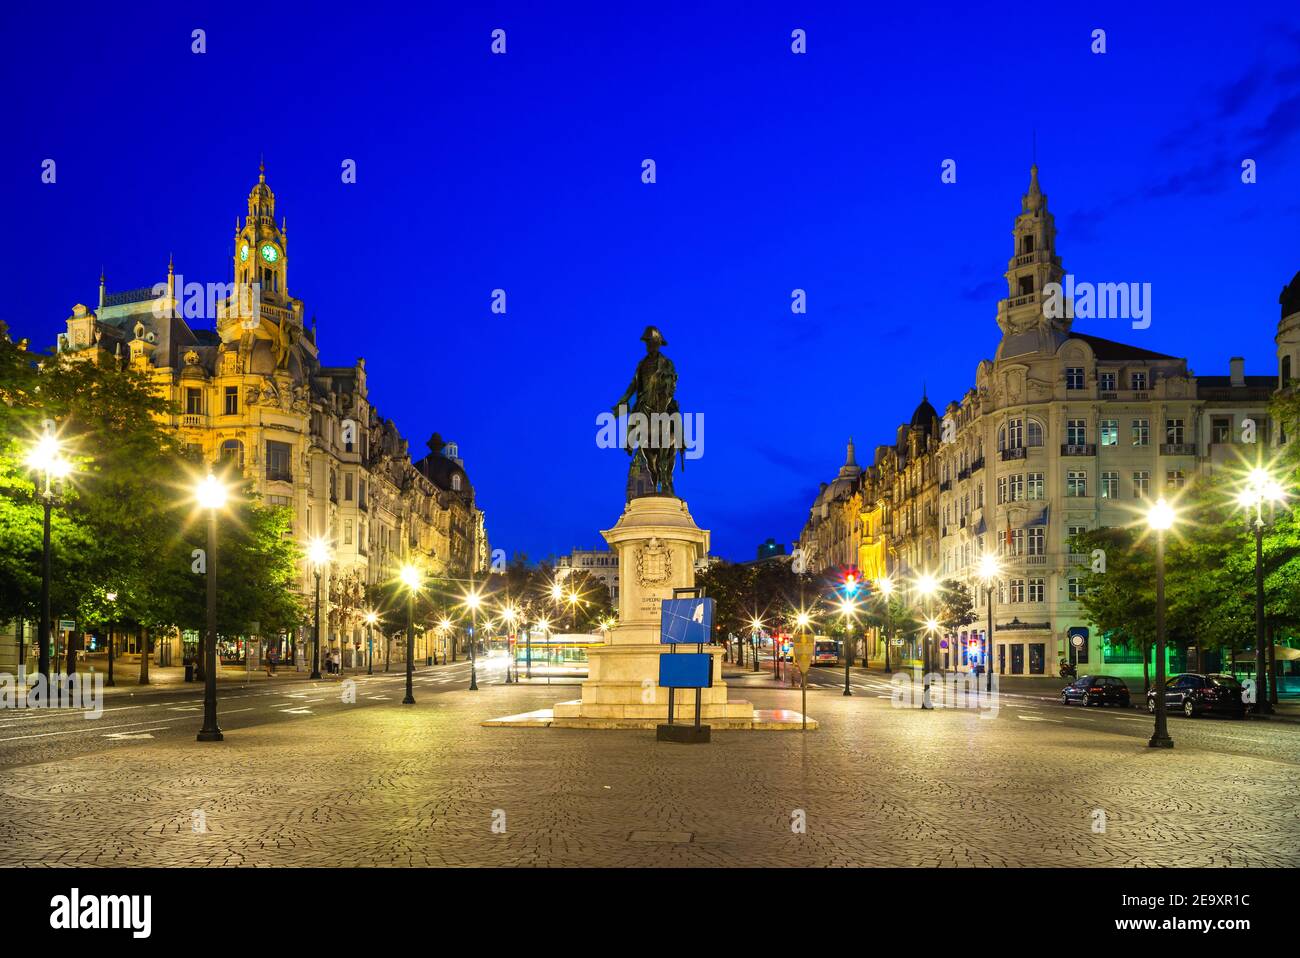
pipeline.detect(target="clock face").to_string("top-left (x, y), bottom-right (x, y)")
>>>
top-left (259, 244), bottom-right (280, 264)
top-left (239, 243), bottom-right (249, 262)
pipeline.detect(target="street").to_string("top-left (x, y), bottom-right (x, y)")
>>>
top-left (0, 660), bottom-right (1295, 868)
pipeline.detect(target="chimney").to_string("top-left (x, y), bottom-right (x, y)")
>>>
top-left (1230, 356), bottom-right (1245, 387)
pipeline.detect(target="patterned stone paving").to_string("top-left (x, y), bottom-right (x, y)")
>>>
top-left (0, 683), bottom-right (1296, 867)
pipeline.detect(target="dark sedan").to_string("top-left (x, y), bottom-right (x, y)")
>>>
top-left (1061, 675), bottom-right (1131, 708)
top-left (1146, 673), bottom-right (1246, 718)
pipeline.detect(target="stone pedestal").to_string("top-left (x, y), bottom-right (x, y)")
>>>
top-left (551, 496), bottom-right (754, 725)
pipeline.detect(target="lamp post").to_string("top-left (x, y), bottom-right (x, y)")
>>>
top-left (1237, 467), bottom-right (1285, 715)
top-left (399, 564), bottom-right (421, 704)
top-left (363, 610), bottom-right (377, 676)
top-left (195, 472), bottom-right (228, 742)
top-left (26, 430), bottom-right (70, 685)
top-left (915, 573), bottom-right (938, 709)
top-left (877, 577), bottom-right (894, 673)
top-left (105, 591), bottom-right (118, 688)
top-left (1146, 498), bottom-right (1176, 749)
top-left (793, 611), bottom-right (812, 686)
top-left (750, 617), bottom-right (763, 673)
top-left (839, 598), bottom-right (858, 696)
top-left (307, 537), bottom-right (330, 680)
top-left (502, 606), bottom-right (518, 683)
top-left (465, 589), bottom-right (482, 691)
top-left (977, 554), bottom-right (1001, 693)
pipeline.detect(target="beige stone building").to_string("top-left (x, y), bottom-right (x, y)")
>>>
top-left (37, 168), bottom-right (490, 670)
top-left (800, 167), bottom-right (1278, 678)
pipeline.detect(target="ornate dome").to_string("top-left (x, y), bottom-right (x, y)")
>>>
top-left (910, 396), bottom-right (938, 432)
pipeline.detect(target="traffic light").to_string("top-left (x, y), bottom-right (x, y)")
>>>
top-left (844, 573), bottom-right (859, 595)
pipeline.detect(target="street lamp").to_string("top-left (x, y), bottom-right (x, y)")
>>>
top-left (1236, 466), bottom-right (1285, 715)
top-left (363, 610), bottom-right (378, 676)
top-left (105, 591), bottom-right (118, 688)
top-left (399, 564), bottom-right (421, 704)
top-left (26, 430), bottom-right (71, 684)
top-left (877, 576), bottom-right (895, 673)
top-left (838, 597), bottom-right (859, 696)
top-left (914, 573), bottom-right (939, 708)
top-left (501, 605), bottom-right (519, 683)
top-left (750, 616), bottom-right (763, 673)
top-left (566, 590), bottom-right (582, 632)
top-left (307, 537), bottom-right (330, 680)
top-left (465, 589), bottom-right (482, 691)
top-left (195, 471), bottom-right (228, 742)
top-left (977, 553), bottom-right (1000, 692)
top-left (1146, 498), bottom-right (1176, 749)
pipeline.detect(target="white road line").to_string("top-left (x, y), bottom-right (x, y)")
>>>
top-left (0, 717), bottom-right (186, 742)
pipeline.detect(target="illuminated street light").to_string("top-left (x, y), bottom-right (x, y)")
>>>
top-left (913, 572), bottom-right (940, 701)
top-left (750, 616), bottom-right (763, 673)
top-left (838, 597), bottom-right (859, 697)
top-left (977, 553), bottom-right (1002, 692)
top-left (1145, 498), bottom-right (1177, 748)
top-left (363, 610), bottom-right (378, 676)
top-left (194, 471), bottom-right (230, 742)
top-left (399, 563), bottom-right (422, 704)
top-left (1237, 464), bottom-right (1287, 715)
top-left (104, 591), bottom-right (118, 688)
top-left (26, 429), bottom-right (71, 684)
top-left (463, 588), bottom-right (483, 691)
top-left (308, 536), bottom-right (331, 680)
top-left (502, 605), bottom-right (519, 683)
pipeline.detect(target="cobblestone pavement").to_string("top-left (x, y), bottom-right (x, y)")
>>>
top-left (0, 675), bottom-right (1296, 867)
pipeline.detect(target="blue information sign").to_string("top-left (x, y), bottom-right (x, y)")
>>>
top-left (659, 597), bottom-right (715, 644)
top-left (658, 652), bottom-right (713, 689)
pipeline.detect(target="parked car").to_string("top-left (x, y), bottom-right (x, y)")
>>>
top-left (1060, 675), bottom-right (1131, 708)
top-left (1146, 673), bottom-right (1246, 718)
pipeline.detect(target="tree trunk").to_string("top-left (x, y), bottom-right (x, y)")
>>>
top-left (1267, 619), bottom-right (1277, 705)
top-left (1142, 641), bottom-right (1150, 696)
top-left (137, 624), bottom-right (150, 684)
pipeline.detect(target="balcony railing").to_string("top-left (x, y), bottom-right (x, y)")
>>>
top-left (1160, 443), bottom-right (1196, 456)
top-left (266, 470), bottom-right (292, 483)
top-left (1060, 443), bottom-right (1096, 456)
top-left (969, 456), bottom-right (985, 473)
top-left (181, 414), bottom-right (206, 428)
top-left (1000, 447), bottom-right (1026, 461)
top-left (939, 479), bottom-right (952, 492)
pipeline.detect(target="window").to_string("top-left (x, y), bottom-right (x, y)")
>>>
top-left (1003, 419), bottom-right (1023, 450)
top-left (185, 388), bottom-right (203, 415)
top-left (329, 471), bottom-right (337, 502)
top-left (1133, 470), bottom-right (1150, 498)
top-left (358, 479), bottom-right (367, 508)
top-left (1010, 529), bottom-right (1025, 556)
top-left (1099, 419), bottom-right (1118, 446)
top-left (1067, 470), bottom-right (1088, 497)
top-left (996, 477), bottom-right (1007, 504)
top-left (1027, 472), bottom-right (1044, 500)
top-left (345, 474), bottom-right (353, 501)
top-left (1022, 235), bottom-right (1035, 253)
top-left (1028, 527), bottom-right (1044, 555)
top-left (344, 519), bottom-right (353, 545)
top-left (1099, 372), bottom-right (1116, 392)
top-left (1067, 577), bottom-right (1083, 600)
top-left (1284, 356), bottom-right (1293, 387)
top-left (1131, 371), bottom-right (1148, 391)
top-left (1009, 579), bottom-right (1026, 603)
top-left (219, 439), bottom-right (243, 470)
top-left (1066, 367), bottom-right (1085, 390)
top-left (1008, 474), bottom-right (1024, 502)
top-left (1165, 419), bottom-right (1185, 445)
top-left (1028, 578), bottom-right (1045, 603)
top-left (268, 495), bottom-right (290, 507)
top-left (1131, 418), bottom-right (1150, 446)
top-left (1068, 525), bottom-right (1087, 556)
top-left (1101, 471), bottom-right (1119, 499)
top-left (1067, 419), bottom-right (1087, 445)
top-left (266, 440), bottom-right (292, 481)
top-left (1166, 469), bottom-right (1186, 490)
top-left (1027, 420), bottom-right (1044, 446)
top-left (452, 474), bottom-right (463, 492)
top-left (223, 386), bottom-right (238, 416)
top-left (1211, 417), bottom-right (1231, 444)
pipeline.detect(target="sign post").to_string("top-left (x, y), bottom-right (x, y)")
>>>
top-left (656, 594), bottom-right (715, 744)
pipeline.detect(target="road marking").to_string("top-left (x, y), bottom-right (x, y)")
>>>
top-left (0, 717), bottom-right (185, 742)
top-left (105, 731), bottom-right (156, 740)
top-left (1017, 715), bottom-right (1061, 723)
top-left (167, 706), bottom-right (201, 712)
top-left (280, 708), bottom-right (313, 715)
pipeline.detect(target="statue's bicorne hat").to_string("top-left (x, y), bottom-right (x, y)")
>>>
top-left (640, 325), bottom-right (667, 346)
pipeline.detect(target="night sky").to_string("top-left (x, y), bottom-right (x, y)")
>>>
top-left (3, 2), bottom-right (1298, 562)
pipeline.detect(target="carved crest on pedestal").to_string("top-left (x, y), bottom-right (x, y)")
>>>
top-left (635, 537), bottom-right (672, 587)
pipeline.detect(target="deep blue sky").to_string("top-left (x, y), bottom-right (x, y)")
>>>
top-left (3, 2), bottom-right (1299, 562)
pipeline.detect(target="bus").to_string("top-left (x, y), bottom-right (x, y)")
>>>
top-left (511, 632), bottom-right (604, 676)
top-left (814, 638), bottom-right (841, 666)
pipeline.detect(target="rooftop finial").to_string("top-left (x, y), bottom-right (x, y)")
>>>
top-left (259, 153), bottom-right (266, 183)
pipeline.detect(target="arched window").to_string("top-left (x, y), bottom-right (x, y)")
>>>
top-left (451, 474), bottom-right (462, 492)
top-left (1283, 355), bottom-right (1292, 387)
top-left (1027, 419), bottom-right (1044, 446)
top-left (219, 439), bottom-right (244, 470)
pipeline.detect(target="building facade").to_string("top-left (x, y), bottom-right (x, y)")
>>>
top-left (800, 166), bottom-right (1279, 678)
top-left (39, 168), bottom-right (489, 669)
